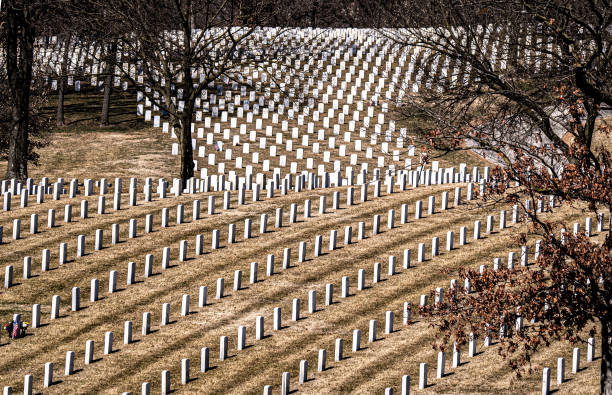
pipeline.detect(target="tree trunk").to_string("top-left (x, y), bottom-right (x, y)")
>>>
top-left (607, 205), bottom-right (612, 254)
top-left (311, 1), bottom-right (318, 26)
top-left (100, 73), bottom-right (112, 126)
top-left (7, 97), bottom-right (30, 182)
top-left (179, 15), bottom-right (195, 187)
top-left (601, 317), bottom-right (612, 395)
top-left (100, 41), bottom-right (117, 126)
top-left (56, 82), bottom-right (65, 127)
top-left (56, 35), bottom-right (71, 127)
top-left (5, 5), bottom-right (35, 182)
top-left (178, 105), bottom-right (195, 186)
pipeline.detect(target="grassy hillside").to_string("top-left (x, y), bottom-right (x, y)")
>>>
top-left (0, 90), bottom-right (601, 394)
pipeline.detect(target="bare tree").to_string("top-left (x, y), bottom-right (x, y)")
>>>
top-left (0, 55), bottom-right (50, 169)
top-left (53, 33), bottom-right (76, 126)
top-left (1, 1), bottom-right (71, 179)
top-left (99, 0), bottom-right (295, 185)
top-left (374, 0), bottom-right (612, 392)
top-left (99, 39), bottom-right (118, 126)
top-left (2, 0), bottom-right (39, 180)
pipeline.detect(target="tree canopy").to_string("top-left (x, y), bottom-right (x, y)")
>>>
top-left (374, 0), bottom-right (612, 392)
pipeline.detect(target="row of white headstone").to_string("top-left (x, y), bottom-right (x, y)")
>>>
top-left (15, 253), bottom-right (412, 393)
top-left (3, 167), bottom-right (421, 278)
top-left (134, 29), bottom-right (437, 169)
top-left (9, 171), bottom-right (424, 340)
top-left (542, 340), bottom-right (597, 394)
top-left (0, 159), bottom-right (480, 216)
top-left (0, 164), bottom-right (486, 251)
top-left (6, 270), bottom-right (596, 394)
top-left (7, 178), bottom-right (479, 353)
top-left (3, 179), bottom-right (469, 291)
top-left (8, 187), bottom-right (581, 392)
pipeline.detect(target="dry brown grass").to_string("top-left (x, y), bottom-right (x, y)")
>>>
top-left (0, 187), bottom-right (600, 394)
top-left (0, 92), bottom-right (601, 395)
top-left (0, 127), bottom-right (174, 182)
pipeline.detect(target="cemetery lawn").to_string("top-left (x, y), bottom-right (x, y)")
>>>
top-left (0, 90), bottom-right (176, 181)
top-left (0, 91), bottom-right (600, 394)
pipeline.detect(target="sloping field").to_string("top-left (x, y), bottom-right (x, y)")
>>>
top-left (0, 25), bottom-right (604, 395)
top-left (0, 126), bottom-right (600, 395)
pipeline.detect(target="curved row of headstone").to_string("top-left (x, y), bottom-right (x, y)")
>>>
top-left (5, 180), bottom-right (464, 341)
top-left (541, 338), bottom-right (597, 395)
top-left (125, 208), bottom-right (526, 394)
top-left (0, 165), bottom-right (490, 259)
top-left (4, 171), bottom-right (447, 365)
top-left (0, 176), bottom-right (544, 390)
top-left (14, 271), bottom-right (592, 395)
top-left (4, 179), bottom-right (570, 362)
top-left (0, 176), bottom-right (183, 235)
top-left (1, 163), bottom-right (483, 293)
top-left (54, 195), bottom-right (545, 392)
top-left (257, 211), bottom-right (605, 393)
top-left (12, 190), bottom-right (584, 393)
top-left (0, 161), bottom-right (483, 241)
top-left (0, 165), bottom-right (327, 217)
top-left (133, 27), bottom-right (491, 184)
top-left (259, 257), bottom-right (509, 394)
top-left (2, 167), bottom-right (423, 290)
top-left (2, 184), bottom-right (503, 391)
top-left (1, 167), bottom-right (365, 278)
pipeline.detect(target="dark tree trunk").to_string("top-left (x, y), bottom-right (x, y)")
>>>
top-left (179, 64), bottom-right (195, 185)
top-left (607, 205), bottom-right (612, 254)
top-left (5, 4), bottom-right (35, 181)
top-left (178, 12), bottom-right (195, 186)
top-left (602, 317), bottom-right (612, 395)
top-left (100, 74), bottom-right (112, 126)
top-left (56, 83), bottom-right (65, 127)
top-left (311, 1), bottom-right (318, 26)
top-left (179, 106), bottom-right (195, 186)
top-left (100, 41), bottom-right (117, 126)
top-left (56, 35), bottom-right (71, 127)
